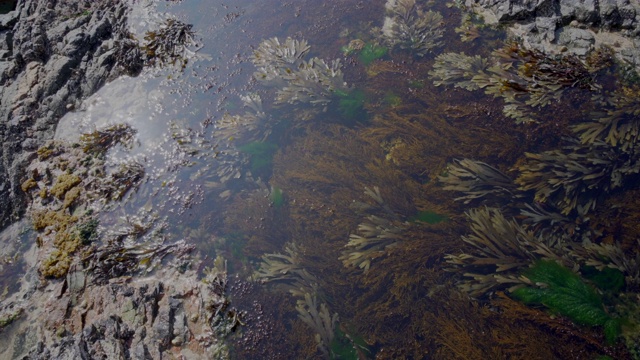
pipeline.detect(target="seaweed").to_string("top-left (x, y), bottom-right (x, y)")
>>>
top-left (358, 43), bottom-right (388, 66)
top-left (335, 89), bottom-right (369, 123)
top-left (381, 0), bottom-right (444, 57)
top-left (238, 141), bottom-right (278, 176)
top-left (143, 18), bottom-right (196, 68)
top-left (79, 124), bottom-right (136, 156)
top-left (512, 260), bottom-right (621, 344)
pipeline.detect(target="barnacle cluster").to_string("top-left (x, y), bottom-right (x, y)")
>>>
top-left (251, 37), bottom-right (349, 108)
top-left (430, 42), bottom-right (600, 123)
top-left (381, 0), bottom-right (444, 56)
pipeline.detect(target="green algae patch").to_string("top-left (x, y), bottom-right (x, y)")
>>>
top-left (512, 260), bottom-right (621, 344)
top-left (270, 186), bottom-right (284, 208)
top-left (358, 43), bottom-right (388, 66)
top-left (336, 89), bottom-right (369, 123)
top-left (50, 173), bottom-right (81, 199)
top-left (238, 141), bottom-right (278, 174)
top-left (410, 210), bottom-right (448, 224)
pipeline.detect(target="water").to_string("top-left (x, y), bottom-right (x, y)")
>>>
top-left (4, 0), bottom-right (640, 358)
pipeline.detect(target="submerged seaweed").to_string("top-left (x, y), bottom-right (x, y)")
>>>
top-left (512, 260), bottom-right (621, 344)
top-left (382, 0), bottom-right (444, 57)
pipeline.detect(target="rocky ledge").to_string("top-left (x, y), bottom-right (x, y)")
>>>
top-left (0, 0), bottom-right (142, 231)
top-left (466, 0), bottom-right (640, 65)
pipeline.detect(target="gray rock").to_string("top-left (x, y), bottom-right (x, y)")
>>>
top-left (558, 27), bottom-right (595, 55)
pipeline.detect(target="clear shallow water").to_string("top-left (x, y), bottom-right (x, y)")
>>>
top-left (4, 0), bottom-right (638, 358)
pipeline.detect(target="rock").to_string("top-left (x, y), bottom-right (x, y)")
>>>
top-left (558, 27), bottom-right (595, 55)
top-left (0, 0), bottom-right (142, 231)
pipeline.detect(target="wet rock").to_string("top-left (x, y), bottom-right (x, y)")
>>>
top-left (558, 27), bottom-right (595, 56)
top-left (0, 0), bottom-right (142, 231)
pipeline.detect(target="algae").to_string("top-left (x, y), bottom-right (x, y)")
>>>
top-left (512, 260), bottom-right (621, 343)
top-left (238, 141), bottom-right (278, 175)
top-left (358, 43), bottom-right (388, 66)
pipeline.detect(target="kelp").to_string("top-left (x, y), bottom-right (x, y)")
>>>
top-left (381, 0), bottom-right (444, 57)
top-left (512, 260), bottom-right (621, 344)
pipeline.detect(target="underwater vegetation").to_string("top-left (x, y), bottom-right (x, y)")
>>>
top-left (295, 292), bottom-right (338, 358)
top-left (358, 43), bottom-right (388, 66)
top-left (79, 123), bottom-right (136, 156)
top-left (143, 18), bottom-right (196, 67)
top-left (381, 0), bottom-right (444, 57)
top-left (335, 89), bottom-right (369, 122)
top-left (439, 158), bottom-right (519, 204)
top-left (512, 260), bottom-right (621, 344)
top-left (238, 141), bottom-right (278, 176)
top-left (430, 42), bottom-right (607, 123)
top-left (251, 37), bottom-right (349, 108)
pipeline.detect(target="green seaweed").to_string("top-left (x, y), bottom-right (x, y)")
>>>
top-left (409, 210), bottom-right (448, 224)
top-left (238, 141), bottom-right (278, 175)
top-left (582, 266), bottom-right (625, 293)
top-left (512, 260), bottom-right (621, 344)
top-left (358, 43), bottom-right (388, 66)
top-left (384, 92), bottom-right (402, 108)
top-left (270, 186), bottom-right (284, 208)
top-left (329, 326), bottom-right (371, 359)
top-left (336, 89), bottom-right (369, 123)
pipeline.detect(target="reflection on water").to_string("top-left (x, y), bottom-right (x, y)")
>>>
top-left (7, 0), bottom-right (640, 358)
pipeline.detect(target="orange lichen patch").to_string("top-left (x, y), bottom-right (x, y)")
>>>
top-left (50, 173), bottom-right (81, 199)
top-left (21, 178), bottom-right (38, 192)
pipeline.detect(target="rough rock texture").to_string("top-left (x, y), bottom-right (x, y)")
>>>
top-left (467, 0), bottom-right (640, 64)
top-left (0, 0), bottom-right (137, 231)
top-left (0, 264), bottom-right (234, 359)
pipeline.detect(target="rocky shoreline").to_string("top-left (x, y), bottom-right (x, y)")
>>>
top-left (0, 0), bottom-right (141, 232)
top-left (2, 0), bottom-right (640, 359)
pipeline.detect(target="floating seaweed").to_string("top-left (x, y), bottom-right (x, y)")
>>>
top-left (430, 42), bottom-right (601, 123)
top-left (251, 37), bottom-right (310, 84)
top-left (251, 37), bottom-right (349, 109)
top-left (253, 243), bottom-right (319, 295)
top-left (340, 214), bottom-right (406, 272)
top-left (79, 123), bottom-right (137, 156)
top-left (85, 239), bottom-right (195, 285)
top-left (381, 0), bottom-right (444, 57)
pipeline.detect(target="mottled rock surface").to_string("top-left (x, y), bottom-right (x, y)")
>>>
top-left (0, 0), bottom-right (138, 231)
top-left (467, 0), bottom-right (640, 64)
